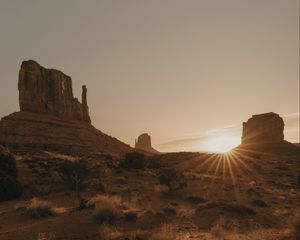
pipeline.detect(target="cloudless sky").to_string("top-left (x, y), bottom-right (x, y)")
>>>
top-left (0, 0), bottom-right (299, 152)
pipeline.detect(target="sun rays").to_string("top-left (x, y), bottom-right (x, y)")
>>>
top-left (187, 147), bottom-right (265, 202)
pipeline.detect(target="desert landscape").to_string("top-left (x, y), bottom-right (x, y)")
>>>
top-left (0, 60), bottom-right (299, 240)
top-left (0, 1), bottom-right (299, 240)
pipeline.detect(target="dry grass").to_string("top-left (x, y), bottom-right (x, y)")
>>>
top-left (99, 224), bottom-right (123, 240)
top-left (36, 232), bottom-right (56, 240)
top-left (23, 198), bottom-right (56, 219)
top-left (88, 194), bottom-right (122, 224)
top-left (149, 224), bottom-right (177, 240)
top-left (210, 217), bottom-right (227, 240)
top-left (99, 224), bottom-right (149, 240)
top-left (154, 184), bottom-right (170, 193)
top-left (223, 228), bottom-right (292, 240)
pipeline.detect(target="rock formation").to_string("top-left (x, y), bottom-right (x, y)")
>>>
top-left (0, 60), bottom-right (131, 156)
top-left (135, 133), bottom-right (159, 154)
top-left (239, 112), bottom-right (299, 153)
top-left (18, 60), bottom-right (91, 123)
top-left (242, 112), bottom-right (284, 144)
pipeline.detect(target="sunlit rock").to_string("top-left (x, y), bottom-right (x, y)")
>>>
top-left (135, 133), bottom-right (159, 154)
top-left (18, 60), bottom-right (91, 123)
top-left (0, 60), bottom-right (131, 155)
top-left (242, 112), bottom-right (284, 144)
top-left (239, 112), bottom-right (299, 153)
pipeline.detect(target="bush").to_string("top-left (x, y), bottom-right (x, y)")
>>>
top-left (89, 195), bottom-right (122, 224)
top-left (88, 179), bottom-right (106, 193)
top-left (23, 198), bottom-right (56, 219)
top-left (196, 201), bottom-right (255, 216)
top-left (0, 145), bottom-right (18, 177)
top-left (0, 145), bottom-right (22, 201)
top-left (121, 152), bottom-right (148, 169)
top-left (163, 207), bottom-right (177, 217)
top-left (123, 211), bottom-right (138, 222)
top-left (0, 175), bottom-right (22, 201)
top-left (147, 156), bottom-right (164, 169)
top-left (292, 221), bottom-right (300, 239)
top-left (158, 168), bottom-right (186, 191)
top-left (185, 195), bottom-right (206, 204)
top-left (251, 199), bottom-right (268, 207)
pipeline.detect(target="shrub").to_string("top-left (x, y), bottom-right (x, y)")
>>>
top-left (23, 198), bottom-right (56, 219)
top-left (114, 177), bottom-right (127, 185)
top-left (185, 195), bottom-right (206, 204)
top-left (0, 145), bottom-right (22, 201)
top-left (292, 221), bottom-right (300, 239)
top-left (0, 175), bottom-right (22, 201)
top-left (123, 211), bottom-right (138, 222)
top-left (223, 203), bottom-right (255, 215)
top-left (163, 207), bottom-right (177, 217)
top-left (88, 179), bottom-right (106, 193)
top-left (196, 201), bottom-right (255, 216)
top-left (251, 199), bottom-right (268, 207)
top-left (157, 167), bottom-right (186, 191)
top-left (89, 195), bottom-right (122, 224)
top-left (147, 156), bottom-right (164, 169)
top-left (121, 152), bottom-right (148, 169)
top-left (0, 145), bottom-right (18, 177)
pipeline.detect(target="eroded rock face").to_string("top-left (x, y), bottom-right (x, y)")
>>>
top-left (0, 60), bottom-right (131, 155)
top-left (135, 133), bottom-right (159, 154)
top-left (241, 112), bottom-right (284, 144)
top-left (18, 60), bottom-right (90, 123)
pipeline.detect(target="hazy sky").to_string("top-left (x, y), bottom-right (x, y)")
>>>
top-left (0, 0), bottom-right (299, 152)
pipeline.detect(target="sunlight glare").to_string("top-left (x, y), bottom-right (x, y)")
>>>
top-left (199, 134), bottom-right (240, 153)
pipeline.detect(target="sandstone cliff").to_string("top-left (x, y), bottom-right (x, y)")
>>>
top-left (0, 60), bottom-right (131, 156)
top-left (18, 60), bottom-right (91, 123)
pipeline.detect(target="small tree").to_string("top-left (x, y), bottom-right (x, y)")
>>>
top-left (58, 159), bottom-right (89, 209)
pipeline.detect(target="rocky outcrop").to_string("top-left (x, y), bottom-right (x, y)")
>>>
top-left (238, 112), bottom-right (299, 153)
top-left (18, 60), bottom-right (90, 123)
top-left (242, 112), bottom-right (284, 144)
top-left (135, 133), bottom-right (159, 154)
top-left (0, 60), bottom-right (131, 156)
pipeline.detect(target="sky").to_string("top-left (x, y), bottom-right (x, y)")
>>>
top-left (0, 0), bottom-right (299, 152)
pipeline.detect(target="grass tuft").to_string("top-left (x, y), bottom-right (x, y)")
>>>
top-left (23, 198), bottom-right (56, 219)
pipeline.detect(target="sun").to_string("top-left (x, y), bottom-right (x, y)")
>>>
top-left (200, 134), bottom-right (240, 153)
